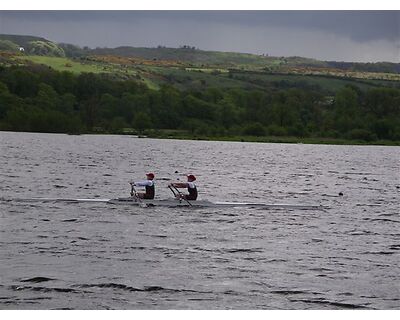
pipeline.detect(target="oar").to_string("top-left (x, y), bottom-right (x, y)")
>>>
top-left (130, 183), bottom-right (147, 208)
top-left (168, 185), bottom-right (178, 198)
top-left (171, 184), bottom-right (192, 207)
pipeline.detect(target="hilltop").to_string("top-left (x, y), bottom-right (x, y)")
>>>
top-left (88, 45), bottom-right (400, 74)
top-left (1, 34), bottom-right (399, 94)
top-left (0, 34), bottom-right (50, 47)
top-left (1, 33), bottom-right (399, 75)
top-left (0, 34), bottom-right (65, 57)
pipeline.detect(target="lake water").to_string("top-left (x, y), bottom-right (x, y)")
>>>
top-left (0, 131), bottom-right (399, 309)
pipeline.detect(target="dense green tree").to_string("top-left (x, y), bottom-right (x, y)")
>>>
top-left (216, 99), bottom-right (238, 129)
top-left (99, 93), bottom-right (119, 120)
top-left (364, 88), bottom-right (400, 117)
top-left (182, 95), bottom-right (216, 120)
top-left (0, 67), bottom-right (39, 97)
top-left (0, 40), bottom-right (19, 52)
top-left (110, 116), bottom-right (128, 133)
top-left (0, 81), bottom-right (18, 119)
top-left (26, 41), bottom-right (65, 57)
top-left (0, 65), bottom-right (399, 142)
top-left (133, 112), bottom-right (152, 133)
top-left (80, 97), bottom-right (100, 131)
top-left (35, 83), bottom-right (60, 109)
top-left (242, 122), bottom-right (266, 136)
top-left (58, 93), bottom-right (76, 114)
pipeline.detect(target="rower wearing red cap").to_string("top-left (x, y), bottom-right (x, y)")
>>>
top-left (130, 172), bottom-right (155, 199)
top-left (169, 174), bottom-right (198, 201)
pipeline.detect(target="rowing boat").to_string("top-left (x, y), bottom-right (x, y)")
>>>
top-left (107, 197), bottom-right (324, 209)
top-left (10, 197), bottom-right (325, 210)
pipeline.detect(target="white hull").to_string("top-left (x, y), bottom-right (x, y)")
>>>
top-left (12, 197), bottom-right (325, 210)
top-left (108, 197), bottom-right (325, 210)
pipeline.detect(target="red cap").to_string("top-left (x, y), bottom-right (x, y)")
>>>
top-left (187, 174), bottom-right (196, 181)
top-left (146, 172), bottom-right (155, 179)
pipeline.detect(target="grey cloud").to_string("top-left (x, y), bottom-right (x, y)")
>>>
top-left (0, 11), bottom-right (398, 62)
top-left (2, 11), bottom-right (397, 42)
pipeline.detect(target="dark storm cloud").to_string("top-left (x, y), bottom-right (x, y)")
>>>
top-left (0, 11), bottom-right (398, 62)
top-left (123, 11), bottom-right (399, 43)
top-left (2, 11), bottom-right (398, 42)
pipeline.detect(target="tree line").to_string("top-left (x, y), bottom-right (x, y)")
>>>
top-left (0, 65), bottom-right (399, 141)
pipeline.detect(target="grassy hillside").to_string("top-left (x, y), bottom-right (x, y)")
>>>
top-left (2, 33), bottom-right (400, 73)
top-left (89, 46), bottom-right (400, 74)
top-left (89, 46), bottom-right (277, 68)
top-left (0, 52), bottom-right (397, 94)
top-left (1, 33), bottom-right (399, 94)
top-left (20, 55), bottom-right (106, 74)
top-left (0, 34), bottom-right (65, 57)
top-left (0, 34), bottom-right (49, 47)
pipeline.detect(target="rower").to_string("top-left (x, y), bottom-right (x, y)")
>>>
top-left (169, 174), bottom-right (198, 201)
top-left (130, 172), bottom-right (155, 199)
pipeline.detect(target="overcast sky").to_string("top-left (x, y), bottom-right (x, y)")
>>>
top-left (0, 11), bottom-right (399, 62)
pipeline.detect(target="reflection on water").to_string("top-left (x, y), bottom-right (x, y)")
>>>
top-left (0, 132), bottom-right (399, 309)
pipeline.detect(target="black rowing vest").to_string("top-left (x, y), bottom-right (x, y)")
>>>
top-left (187, 184), bottom-right (198, 200)
top-left (144, 183), bottom-right (155, 199)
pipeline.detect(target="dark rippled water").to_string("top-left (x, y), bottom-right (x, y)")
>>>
top-left (0, 132), bottom-right (399, 309)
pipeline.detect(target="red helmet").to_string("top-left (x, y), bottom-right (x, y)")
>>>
top-left (146, 172), bottom-right (155, 179)
top-left (187, 174), bottom-right (196, 181)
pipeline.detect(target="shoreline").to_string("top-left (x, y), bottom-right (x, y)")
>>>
top-left (147, 134), bottom-right (400, 146)
top-left (2, 129), bottom-right (399, 146)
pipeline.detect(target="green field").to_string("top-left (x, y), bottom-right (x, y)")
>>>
top-left (142, 65), bottom-right (394, 93)
top-left (2, 53), bottom-right (397, 94)
top-left (19, 55), bottom-right (104, 73)
top-left (224, 72), bottom-right (395, 93)
top-left (147, 66), bottom-right (258, 90)
top-left (16, 55), bottom-right (160, 89)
